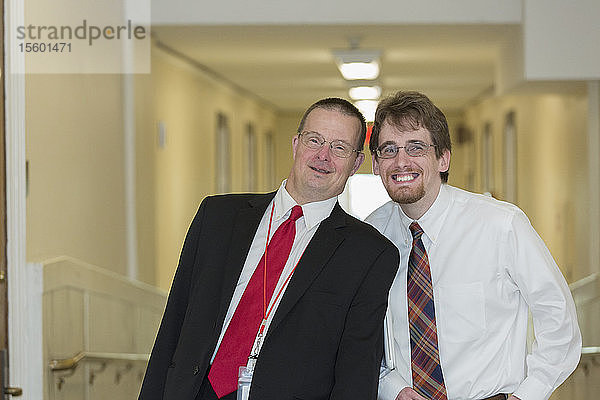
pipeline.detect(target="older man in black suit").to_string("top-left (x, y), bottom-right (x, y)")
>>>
top-left (139, 98), bottom-right (399, 400)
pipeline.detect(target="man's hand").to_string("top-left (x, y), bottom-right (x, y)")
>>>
top-left (508, 396), bottom-right (521, 400)
top-left (395, 387), bottom-right (428, 400)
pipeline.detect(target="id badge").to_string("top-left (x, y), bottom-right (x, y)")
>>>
top-left (380, 308), bottom-right (396, 378)
top-left (237, 358), bottom-right (255, 400)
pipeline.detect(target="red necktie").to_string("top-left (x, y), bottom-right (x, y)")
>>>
top-left (208, 205), bottom-right (303, 398)
top-left (407, 222), bottom-right (447, 400)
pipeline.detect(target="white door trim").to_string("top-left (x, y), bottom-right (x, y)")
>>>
top-left (4, 0), bottom-right (43, 398)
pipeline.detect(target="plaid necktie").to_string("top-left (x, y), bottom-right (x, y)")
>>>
top-left (408, 222), bottom-right (447, 400)
top-left (209, 205), bottom-right (303, 398)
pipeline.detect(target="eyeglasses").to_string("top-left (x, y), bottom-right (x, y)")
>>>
top-left (298, 131), bottom-right (360, 158)
top-left (375, 142), bottom-right (437, 158)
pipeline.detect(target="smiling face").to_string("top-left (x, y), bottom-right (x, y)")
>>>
top-left (373, 120), bottom-right (450, 219)
top-left (285, 107), bottom-right (365, 205)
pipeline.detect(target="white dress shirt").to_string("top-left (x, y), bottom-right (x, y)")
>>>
top-left (366, 184), bottom-right (581, 400)
top-left (212, 180), bottom-right (337, 361)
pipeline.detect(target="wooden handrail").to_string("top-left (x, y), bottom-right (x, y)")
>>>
top-left (49, 351), bottom-right (149, 371)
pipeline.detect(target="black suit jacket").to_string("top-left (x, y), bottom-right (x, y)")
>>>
top-left (139, 192), bottom-right (399, 400)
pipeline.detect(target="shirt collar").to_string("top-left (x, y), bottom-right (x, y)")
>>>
top-left (274, 180), bottom-right (337, 229)
top-left (396, 184), bottom-right (452, 245)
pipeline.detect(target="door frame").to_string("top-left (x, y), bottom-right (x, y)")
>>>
top-left (4, 0), bottom-right (42, 398)
top-left (1, 0), bottom-right (7, 365)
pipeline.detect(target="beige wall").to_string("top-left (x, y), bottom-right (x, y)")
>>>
top-left (134, 72), bottom-right (157, 285)
top-left (26, 74), bottom-right (128, 275)
top-left (142, 46), bottom-right (279, 291)
top-left (25, 45), bottom-right (283, 292)
top-left (274, 111), bottom-right (301, 181)
top-left (455, 93), bottom-right (588, 282)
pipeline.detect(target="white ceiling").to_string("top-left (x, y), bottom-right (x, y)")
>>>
top-left (152, 24), bottom-right (521, 114)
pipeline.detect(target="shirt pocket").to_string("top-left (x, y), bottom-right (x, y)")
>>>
top-left (436, 282), bottom-right (486, 342)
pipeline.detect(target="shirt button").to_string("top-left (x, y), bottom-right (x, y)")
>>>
top-left (193, 365), bottom-right (200, 375)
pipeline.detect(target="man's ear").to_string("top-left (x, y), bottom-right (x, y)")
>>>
top-left (292, 135), bottom-right (299, 160)
top-left (372, 155), bottom-right (381, 176)
top-left (350, 152), bottom-right (365, 176)
top-left (438, 149), bottom-right (451, 173)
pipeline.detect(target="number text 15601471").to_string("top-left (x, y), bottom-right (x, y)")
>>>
top-left (18, 42), bottom-right (71, 53)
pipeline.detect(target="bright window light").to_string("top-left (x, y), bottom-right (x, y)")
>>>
top-left (349, 86), bottom-right (381, 100)
top-left (338, 174), bottom-right (391, 220)
top-left (339, 61), bottom-right (379, 80)
top-left (354, 100), bottom-right (378, 122)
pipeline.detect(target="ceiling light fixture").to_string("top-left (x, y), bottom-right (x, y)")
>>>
top-left (348, 85), bottom-right (382, 101)
top-left (332, 49), bottom-right (381, 80)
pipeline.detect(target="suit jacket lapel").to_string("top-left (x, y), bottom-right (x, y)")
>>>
top-left (268, 203), bottom-right (347, 334)
top-left (215, 193), bottom-right (276, 333)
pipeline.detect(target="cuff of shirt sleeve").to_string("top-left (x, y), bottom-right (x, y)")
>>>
top-left (378, 370), bottom-right (410, 400)
top-left (512, 376), bottom-right (553, 400)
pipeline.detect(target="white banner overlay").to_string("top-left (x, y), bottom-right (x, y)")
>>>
top-left (9, 0), bottom-right (150, 73)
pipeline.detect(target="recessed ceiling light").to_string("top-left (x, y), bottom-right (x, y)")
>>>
top-left (339, 62), bottom-right (379, 80)
top-left (349, 86), bottom-right (381, 100)
top-left (332, 49), bottom-right (381, 80)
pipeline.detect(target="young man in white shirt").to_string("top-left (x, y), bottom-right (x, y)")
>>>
top-left (366, 91), bottom-right (581, 400)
